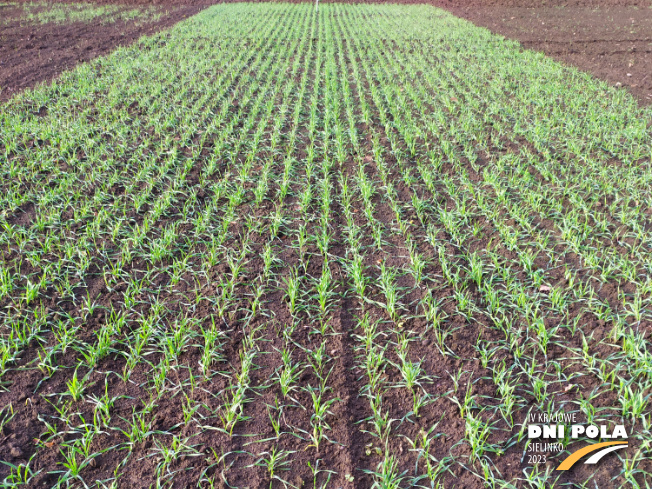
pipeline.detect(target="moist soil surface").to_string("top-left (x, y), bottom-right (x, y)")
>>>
top-left (0, 1), bottom-right (212, 101)
top-left (0, 2), bottom-right (650, 489)
top-left (1, 0), bottom-right (651, 104)
top-left (442, 3), bottom-right (652, 105)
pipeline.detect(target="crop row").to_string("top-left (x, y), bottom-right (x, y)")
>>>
top-left (1, 3), bottom-right (651, 488)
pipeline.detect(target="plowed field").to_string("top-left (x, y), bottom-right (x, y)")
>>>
top-left (1, 3), bottom-right (651, 488)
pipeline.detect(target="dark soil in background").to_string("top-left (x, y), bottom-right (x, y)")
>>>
top-left (0, 2), bottom-right (650, 488)
top-left (0, 1), bottom-right (212, 101)
top-left (339, 0), bottom-right (652, 104)
top-left (2, 0), bottom-right (651, 104)
top-left (442, 3), bottom-right (652, 105)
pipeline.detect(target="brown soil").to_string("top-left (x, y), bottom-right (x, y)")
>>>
top-left (0, 2), bottom-right (650, 488)
top-left (436, 0), bottom-right (644, 6)
top-left (442, 3), bottom-right (652, 104)
top-left (2, 0), bottom-right (651, 105)
top-left (0, 1), bottom-right (213, 101)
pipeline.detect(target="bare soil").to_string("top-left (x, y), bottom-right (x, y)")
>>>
top-left (442, 3), bottom-right (652, 105)
top-left (0, 2), bottom-right (650, 488)
top-left (2, 0), bottom-right (651, 104)
top-left (0, 1), bottom-right (212, 101)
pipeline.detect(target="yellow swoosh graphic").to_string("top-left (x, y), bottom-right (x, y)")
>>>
top-left (556, 441), bottom-right (628, 470)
